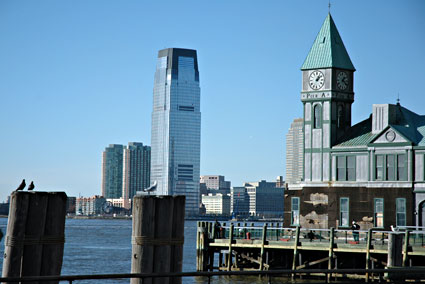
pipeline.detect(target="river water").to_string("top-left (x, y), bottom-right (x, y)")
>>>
top-left (0, 218), bottom-right (284, 283)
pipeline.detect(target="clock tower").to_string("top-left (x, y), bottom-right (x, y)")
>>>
top-left (301, 14), bottom-right (355, 182)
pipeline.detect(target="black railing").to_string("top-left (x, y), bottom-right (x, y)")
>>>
top-left (1, 268), bottom-right (425, 283)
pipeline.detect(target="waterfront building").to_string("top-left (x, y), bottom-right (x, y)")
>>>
top-left (230, 186), bottom-right (250, 218)
top-left (150, 48), bottom-right (201, 216)
top-left (276, 176), bottom-right (285, 188)
top-left (284, 13), bottom-right (424, 229)
top-left (101, 144), bottom-right (124, 198)
top-left (76, 195), bottom-right (106, 216)
top-left (201, 193), bottom-right (231, 215)
top-left (122, 142), bottom-right (151, 209)
top-left (106, 198), bottom-right (131, 208)
top-left (66, 196), bottom-right (76, 214)
top-left (285, 118), bottom-right (304, 184)
top-left (245, 180), bottom-right (284, 218)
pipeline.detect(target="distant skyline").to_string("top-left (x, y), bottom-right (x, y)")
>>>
top-left (1, 1), bottom-right (424, 202)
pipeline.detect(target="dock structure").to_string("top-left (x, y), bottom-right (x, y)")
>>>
top-left (196, 222), bottom-right (425, 281)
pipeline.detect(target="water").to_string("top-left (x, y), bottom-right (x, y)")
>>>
top-left (0, 218), bottom-right (277, 283)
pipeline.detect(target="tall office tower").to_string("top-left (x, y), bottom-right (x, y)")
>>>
top-left (122, 142), bottom-right (151, 209)
top-left (286, 118), bottom-right (304, 184)
top-left (150, 48), bottom-right (201, 216)
top-left (101, 144), bottom-right (124, 198)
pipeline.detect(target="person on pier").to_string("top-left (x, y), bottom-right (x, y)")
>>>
top-left (351, 220), bottom-right (360, 243)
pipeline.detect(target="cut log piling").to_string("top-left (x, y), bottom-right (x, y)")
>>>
top-left (131, 195), bottom-right (185, 284)
top-left (2, 191), bottom-right (67, 284)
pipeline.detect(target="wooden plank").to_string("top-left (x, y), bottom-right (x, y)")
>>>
top-left (2, 191), bottom-right (30, 279)
top-left (296, 256), bottom-right (329, 270)
top-left (402, 230), bottom-right (410, 267)
top-left (40, 192), bottom-right (67, 284)
top-left (131, 196), bottom-right (156, 284)
top-left (153, 196), bottom-right (174, 284)
top-left (365, 228), bottom-right (372, 282)
top-left (21, 192), bottom-right (49, 282)
top-left (259, 224), bottom-right (267, 270)
top-left (169, 196), bottom-right (185, 284)
top-left (327, 227), bottom-right (335, 283)
top-left (227, 224), bottom-right (234, 271)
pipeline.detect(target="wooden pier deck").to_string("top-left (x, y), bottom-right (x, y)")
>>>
top-left (196, 221), bottom-right (425, 281)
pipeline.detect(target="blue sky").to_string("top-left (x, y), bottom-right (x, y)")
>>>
top-left (0, 1), bottom-right (424, 202)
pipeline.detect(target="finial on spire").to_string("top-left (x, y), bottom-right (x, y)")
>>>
top-left (328, 0), bottom-right (331, 13)
top-left (397, 93), bottom-right (400, 105)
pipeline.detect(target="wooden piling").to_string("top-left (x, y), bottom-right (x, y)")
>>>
top-left (2, 191), bottom-right (67, 284)
top-left (388, 233), bottom-right (403, 267)
top-left (402, 230), bottom-right (410, 267)
top-left (227, 224), bottom-right (234, 271)
top-left (169, 196), bottom-right (185, 284)
top-left (131, 195), bottom-right (185, 284)
top-left (259, 224), bottom-right (267, 271)
top-left (291, 226), bottom-right (300, 280)
top-left (131, 196), bottom-right (156, 284)
top-left (365, 228), bottom-right (372, 282)
top-left (327, 227), bottom-right (335, 283)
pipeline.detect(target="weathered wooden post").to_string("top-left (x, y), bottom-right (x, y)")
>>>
top-left (387, 233), bottom-right (403, 268)
top-left (2, 191), bottom-right (67, 284)
top-left (327, 227), bottom-right (335, 283)
top-left (131, 195), bottom-right (185, 284)
top-left (402, 230), bottom-right (410, 267)
top-left (259, 224), bottom-right (267, 271)
top-left (227, 224), bottom-right (234, 271)
top-left (365, 228), bottom-right (373, 282)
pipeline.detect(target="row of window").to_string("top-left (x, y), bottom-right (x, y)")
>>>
top-left (290, 197), bottom-right (406, 228)
top-left (311, 104), bottom-right (345, 129)
top-left (335, 154), bottom-right (406, 181)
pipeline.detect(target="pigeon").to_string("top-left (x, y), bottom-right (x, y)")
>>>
top-left (28, 181), bottom-right (35, 191)
top-left (15, 179), bottom-right (26, 191)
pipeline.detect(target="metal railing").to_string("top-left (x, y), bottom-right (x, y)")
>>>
top-left (2, 268), bottom-right (425, 283)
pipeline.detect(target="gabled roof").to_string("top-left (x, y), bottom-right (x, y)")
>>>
top-left (334, 104), bottom-right (425, 148)
top-left (301, 14), bottom-right (355, 71)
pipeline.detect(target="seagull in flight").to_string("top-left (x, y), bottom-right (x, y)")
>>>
top-left (15, 179), bottom-right (26, 191)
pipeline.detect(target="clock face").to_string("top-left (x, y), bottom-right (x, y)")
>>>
top-left (309, 70), bottom-right (325, 90)
top-left (337, 71), bottom-right (349, 90)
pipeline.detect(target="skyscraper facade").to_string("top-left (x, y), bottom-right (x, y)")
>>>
top-left (150, 48), bottom-right (201, 215)
top-left (101, 144), bottom-right (124, 198)
top-left (285, 118), bottom-right (304, 184)
top-left (122, 142), bottom-right (151, 209)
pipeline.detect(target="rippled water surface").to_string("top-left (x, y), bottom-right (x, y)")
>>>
top-left (0, 218), bottom-right (284, 283)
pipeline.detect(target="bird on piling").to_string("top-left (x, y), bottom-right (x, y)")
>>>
top-left (143, 181), bottom-right (157, 195)
top-left (15, 179), bottom-right (26, 191)
top-left (28, 181), bottom-right (35, 191)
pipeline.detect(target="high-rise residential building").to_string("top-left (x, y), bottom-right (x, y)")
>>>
top-left (101, 144), bottom-right (124, 198)
top-left (122, 142), bottom-right (151, 209)
top-left (286, 118), bottom-right (304, 184)
top-left (150, 48), bottom-right (201, 216)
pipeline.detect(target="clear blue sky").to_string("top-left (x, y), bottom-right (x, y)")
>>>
top-left (1, 0), bottom-right (424, 202)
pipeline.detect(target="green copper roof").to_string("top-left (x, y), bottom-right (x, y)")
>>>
top-left (334, 104), bottom-right (425, 148)
top-left (301, 14), bottom-right (355, 71)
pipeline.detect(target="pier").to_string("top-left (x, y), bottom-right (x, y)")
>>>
top-left (196, 222), bottom-right (425, 281)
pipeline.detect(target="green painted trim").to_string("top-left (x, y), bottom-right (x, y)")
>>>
top-left (413, 146), bottom-right (425, 150)
top-left (395, 198), bottom-right (406, 227)
top-left (373, 198), bottom-right (385, 228)
top-left (339, 197), bottom-right (350, 227)
top-left (368, 142), bottom-right (412, 147)
top-left (305, 148), bottom-right (331, 153)
top-left (291, 197), bottom-right (300, 226)
top-left (331, 148), bottom-right (368, 152)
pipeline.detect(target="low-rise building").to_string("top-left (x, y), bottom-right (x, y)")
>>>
top-left (201, 193), bottom-right (230, 215)
top-left (76, 195), bottom-right (106, 216)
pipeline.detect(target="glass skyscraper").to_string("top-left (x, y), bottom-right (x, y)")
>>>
top-left (101, 144), bottom-right (124, 198)
top-left (150, 48), bottom-right (201, 216)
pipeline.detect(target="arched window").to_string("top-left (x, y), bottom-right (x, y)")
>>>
top-left (313, 104), bottom-right (322, 129)
top-left (337, 105), bottom-right (344, 129)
